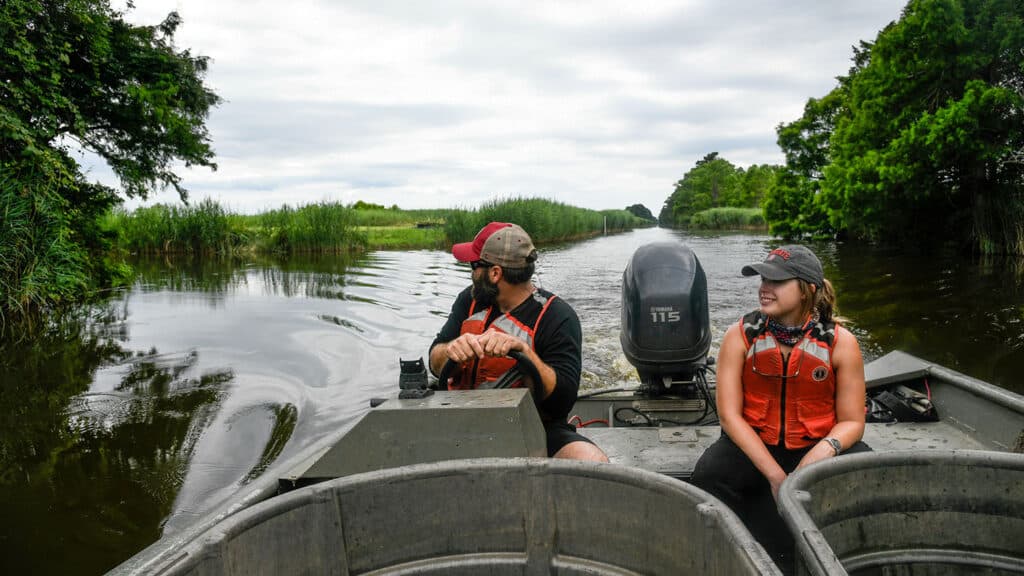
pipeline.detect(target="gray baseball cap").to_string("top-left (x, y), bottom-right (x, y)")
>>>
top-left (452, 222), bottom-right (537, 268)
top-left (741, 245), bottom-right (824, 287)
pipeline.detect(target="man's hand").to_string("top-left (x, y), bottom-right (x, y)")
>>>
top-left (476, 330), bottom-right (527, 358)
top-left (445, 330), bottom-right (526, 363)
top-left (444, 332), bottom-right (485, 364)
top-left (437, 330), bottom-right (554, 400)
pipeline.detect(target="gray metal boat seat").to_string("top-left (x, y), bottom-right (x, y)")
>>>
top-left (778, 450), bottom-right (1024, 575)
top-left (148, 458), bottom-right (782, 575)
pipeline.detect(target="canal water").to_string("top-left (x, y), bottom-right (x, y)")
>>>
top-left (2, 227), bottom-right (1023, 574)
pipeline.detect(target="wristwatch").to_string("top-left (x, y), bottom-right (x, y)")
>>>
top-left (823, 437), bottom-right (842, 456)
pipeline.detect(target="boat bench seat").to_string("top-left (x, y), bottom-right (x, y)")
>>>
top-left (578, 420), bottom-right (991, 481)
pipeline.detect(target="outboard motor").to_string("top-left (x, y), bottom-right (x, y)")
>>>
top-left (621, 242), bottom-right (711, 394)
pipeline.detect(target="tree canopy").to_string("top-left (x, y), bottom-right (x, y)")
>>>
top-left (660, 152), bottom-right (780, 227)
top-left (770, 0), bottom-right (1024, 253)
top-left (1, 0), bottom-right (220, 198)
top-left (625, 203), bottom-right (655, 221)
top-left (1, 0), bottom-right (220, 321)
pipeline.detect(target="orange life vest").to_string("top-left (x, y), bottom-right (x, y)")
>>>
top-left (739, 311), bottom-right (837, 449)
top-left (450, 292), bottom-right (557, 390)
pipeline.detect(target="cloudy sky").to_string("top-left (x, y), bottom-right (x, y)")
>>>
top-left (95, 0), bottom-right (907, 215)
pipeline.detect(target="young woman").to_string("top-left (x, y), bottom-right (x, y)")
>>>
top-left (690, 245), bottom-right (870, 559)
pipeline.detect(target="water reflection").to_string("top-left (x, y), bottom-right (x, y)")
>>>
top-left (827, 243), bottom-right (1024, 394)
top-left (2, 249), bottom-right (470, 574)
top-left (130, 253), bottom-right (375, 300)
top-left (0, 311), bottom-right (230, 576)
top-left (131, 255), bottom-right (251, 295)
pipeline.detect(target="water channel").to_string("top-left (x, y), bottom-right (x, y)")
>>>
top-left (3, 227), bottom-right (1024, 574)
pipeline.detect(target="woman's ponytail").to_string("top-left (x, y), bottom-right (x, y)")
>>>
top-left (815, 279), bottom-right (844, 325)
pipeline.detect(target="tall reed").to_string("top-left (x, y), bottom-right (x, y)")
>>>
top-left (351, 207), bottom-right (453, 227)
top-left (255, 202), bottom-right (366, 253)
top-left (112, 197), bottom-right (645, 256)
top-left (0, 170), bottom-right (90, 326)
top-left (114, 200), bottom-right (368, 254)
top-left (688, 207), bottom-right (765, 229)
top-left (445, 197), bottom-right (647, 243)
top-left (112, 199), bottom-right (247, 254)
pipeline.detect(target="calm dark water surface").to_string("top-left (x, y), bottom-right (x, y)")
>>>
top-left (2, 228), bottom-right (1023, 574)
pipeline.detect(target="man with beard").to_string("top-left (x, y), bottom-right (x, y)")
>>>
top-left (429, 222), bottom-right (608, 461)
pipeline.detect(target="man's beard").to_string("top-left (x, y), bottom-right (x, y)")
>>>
top-left (472, 273), bottom-right (499, 309)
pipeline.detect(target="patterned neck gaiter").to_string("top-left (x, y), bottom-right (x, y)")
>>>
top-left (767, 316), bottom-right (812, 346)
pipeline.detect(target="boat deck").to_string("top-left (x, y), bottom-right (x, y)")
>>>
top-left (579, 420), bottom-right (991, 480)
top-left (574, 350), bottom-right (1024, 479)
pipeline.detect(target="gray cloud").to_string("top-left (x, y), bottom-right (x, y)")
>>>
top-left (111, 0), bottom-right (906, 215)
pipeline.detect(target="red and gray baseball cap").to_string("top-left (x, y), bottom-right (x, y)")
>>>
top-left (741, 245), bottom-right (824, 287)
top-left (452, 222), bottom-right (537, 268)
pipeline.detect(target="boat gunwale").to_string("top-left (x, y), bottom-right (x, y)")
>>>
top-left (866, 350), bottom-right (1024, 415)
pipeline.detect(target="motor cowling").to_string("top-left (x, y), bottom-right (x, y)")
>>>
top-left (620, 242), bottom-right (711, 387)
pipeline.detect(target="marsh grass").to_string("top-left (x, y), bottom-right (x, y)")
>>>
top-left (113, 200), bottom-right (368, 254)
top-left (253, 202), bottom-right (366, 253)
top-left (688, 207), bottom-right (765, 230)
top-left (351, 207), bottom-right (453, 227)
top-left (1, 171), bottom-right (91, 326)
top-left (7, 189), bottom-right (644, 326)
top-left (362, 226), bottom-right (448, 249)
top-left (445, 197), bottom-right (648, 243)
top-left (111, 199), bottom-right (249, 254)
top-left (111, 197), bottom-right (647, 256)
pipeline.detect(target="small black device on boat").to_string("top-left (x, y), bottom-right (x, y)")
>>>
top-left (398, 357), bottom-right (433, 399)
top-left (620, 242), bottom-right (712, 395)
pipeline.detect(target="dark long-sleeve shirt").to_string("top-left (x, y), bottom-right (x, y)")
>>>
top-left (429, 286), bottom-right (582, 420)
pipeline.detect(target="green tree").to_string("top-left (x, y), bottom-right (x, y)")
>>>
top-left (777, 87), bottom-right (851, 182)
top-left (738, 164), bottom-right (782, 208)
top-left (768, 51), bottom-right (868, 240)
top-left (665, 153), bottom-right (742, 225)
top-left (820, 0), bottom-right (1024, 252)
top-left (763, 168), bottom-right (832, 238)
top-left (352, 200), bottom-right (387, 210)
top-left (1, 0), bottom-right (220, 320)
top-left (625, 203), bottom-right (655, 221)
top-left (658, 198), bottom-right (675, 227)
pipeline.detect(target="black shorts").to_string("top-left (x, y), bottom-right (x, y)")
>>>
top-left (543, 420), bottom-right (595, 457)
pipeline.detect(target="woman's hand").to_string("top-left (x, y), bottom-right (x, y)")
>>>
top-left (796, 440), bottom-right (835, 471)
top-left (768, 469), bottom-right (788, 501)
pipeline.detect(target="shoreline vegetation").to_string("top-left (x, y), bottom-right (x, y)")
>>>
top-left (107, 196), bottom-right (655, 255)
top-left (4, 191), bottom-right (662, 326)
top-left (686, 207), bottom-right (764, 230)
